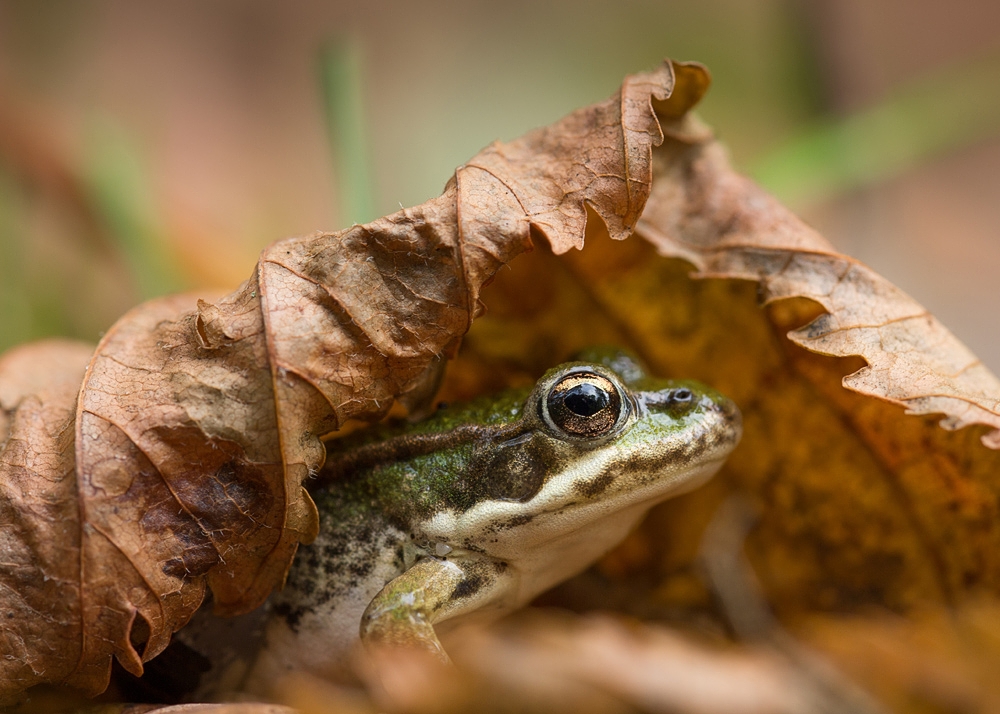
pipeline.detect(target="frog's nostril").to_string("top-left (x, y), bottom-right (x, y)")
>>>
top-left (708, 397), bottom-right (739, 418)
top-left (672, 387), bottom-right (693, 403)
top-left (719, 400), bottom-right (742, 429)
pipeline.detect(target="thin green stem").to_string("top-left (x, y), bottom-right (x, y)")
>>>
top-left (319, 36), bottom-right (377, 226)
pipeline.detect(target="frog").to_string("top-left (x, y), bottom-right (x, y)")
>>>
top-left (243, 347), bottom-right (741, 689)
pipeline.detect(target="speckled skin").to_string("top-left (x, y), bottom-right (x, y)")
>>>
top-left (245, 350), bottom-right (741, 690)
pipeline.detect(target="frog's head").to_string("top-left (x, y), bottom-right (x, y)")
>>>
top-left (419, 349), bottom-right (741, 593)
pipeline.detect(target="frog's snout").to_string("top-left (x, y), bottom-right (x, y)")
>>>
top-left (711, 396), bottom-right (742, 434)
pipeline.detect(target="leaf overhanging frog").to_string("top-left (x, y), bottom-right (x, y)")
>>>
top-left (245, 347), bottom-right (742, 687)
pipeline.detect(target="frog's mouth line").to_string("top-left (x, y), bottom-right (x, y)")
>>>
top-left (521, 454), bottom-right (731, 537)
top-left (422, 453), bottom-right (732, 557)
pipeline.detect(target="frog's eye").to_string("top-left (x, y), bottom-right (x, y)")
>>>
top-left (543, 371), bottom-right (627, 438)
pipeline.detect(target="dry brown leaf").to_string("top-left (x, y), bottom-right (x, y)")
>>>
top-left (445, 61), bottom-right (1000, 622)
top-left (0, 340), bottom-right (93, 698)
top-left (2, 57), bottom-right (1000, 707)
top-left (332, 605), bottom-right (1000, 714)
top-left (457, 613), bottom-right (826, 714)
top-left (0, 62), bottom-right (681, 700)
top-left (333, 611), bottom-right (884, 714)
top-left (105, 705), bottom-right (296, 714)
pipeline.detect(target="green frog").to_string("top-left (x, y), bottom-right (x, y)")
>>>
top-left (245, 348), bottom-right (741, 688)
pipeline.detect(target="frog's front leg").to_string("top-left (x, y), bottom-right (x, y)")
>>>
top-left (361, 555), bottom-right (509, 658)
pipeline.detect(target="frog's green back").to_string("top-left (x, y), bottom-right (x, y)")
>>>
top-left (321, 385), bottom-right (533, 522)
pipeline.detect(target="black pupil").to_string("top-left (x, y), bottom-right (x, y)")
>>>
top-left (544, 372), bottom-right (623, 438)
top-left (563, 383), bottom-right (610, 417)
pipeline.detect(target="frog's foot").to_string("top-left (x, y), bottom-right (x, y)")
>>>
top-left (361, 554), bottom-right (509, 660)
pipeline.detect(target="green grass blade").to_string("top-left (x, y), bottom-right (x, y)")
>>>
top-left (319, 36), bottom-right (377, 226)
top-left (83, 117), bottom-right (186, 299)
top-left (753, 50), bottom-right (1000, 209)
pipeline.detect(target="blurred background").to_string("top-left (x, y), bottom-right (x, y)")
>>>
top-left (1, 0), bottom-right (998, 368)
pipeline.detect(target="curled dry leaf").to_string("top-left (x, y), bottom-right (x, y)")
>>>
top-left (2, 56), bottom-right (999, 706)
top-left (0, 62), bottom-right (680, 700)
top-left (450, 61), bottom-right (1000, 626)
top-left (0, 340), bottom-right (94, 700)
top-left (636, 127), bottom-right (1000, 448)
